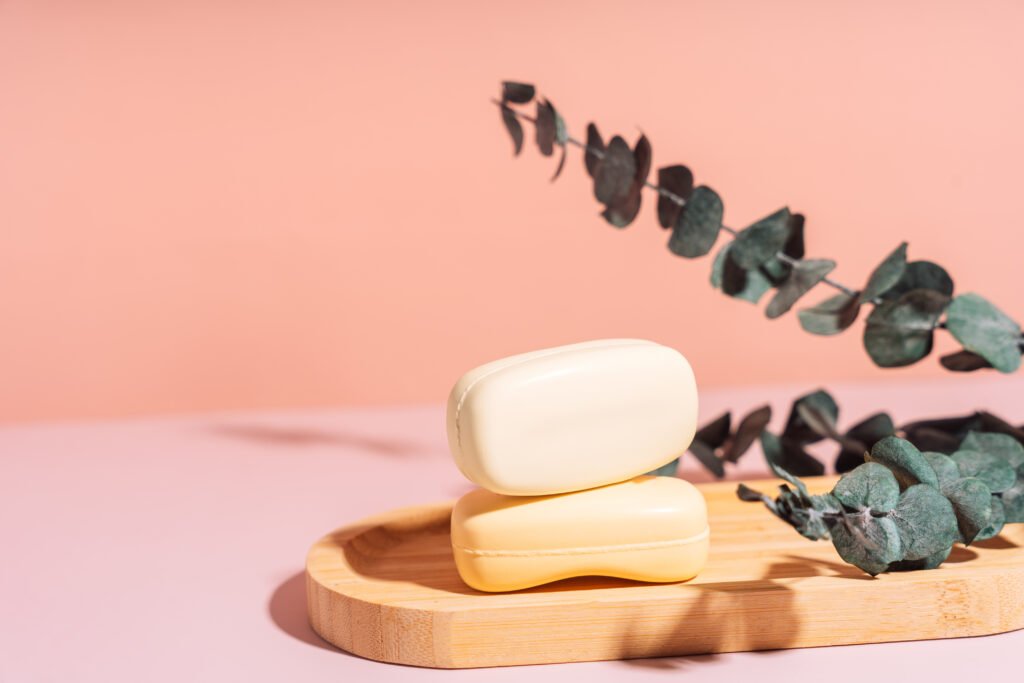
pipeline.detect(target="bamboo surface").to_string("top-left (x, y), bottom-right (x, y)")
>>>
top-left (306, 476), bottom-right (1024, 668)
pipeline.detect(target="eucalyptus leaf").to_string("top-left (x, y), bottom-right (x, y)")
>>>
top-left (832, 462), bottom-right (900, 512)
top-left (656, 165), bottom-right (694, 229)
top-left (601, 135), bottom-right (650, 227)
top-left (862, 289), bottom-right (949, 367)
top-left (798, 291), bottom-right (862, 336)
top-left (689, 439), bottom-right (725, 478)
top-left (761, 430), bottom-right (825, 478)
top-left (731, 208), bottom-right (791, 270)
top-left (1000, 468), bottom-right (1024, 524)
top-left (861, 242), bottom-right (907, 303)
top-left (961, 431), bottom-right (1024, 468)
top-left (760, 432), bottom-right (815, 498)
top-left (922, 451), bottom-right (960, 489)
top-left (534, 99), bottom-right (557, 157)
top-left (903, 426), bottom-right (961, 453)
top-left (831, 514), bottom-right (903, 576)
top-left (945, 293), bottom-right (1023, 373)
top-left (950, 450), bottom-right (1016, 493)
top-left (783, 390), bottom-right (839, 445)
top-left (975, 495), bottom-right (1006, 541)
top-left (882, 261), bottom-right (954, 301)
top-left (592, 135), bottom-right (636, 206)
top-left (941, 477), bottom-right (993, 544)
top-left (889, 484), bottom-right (958, 561)
top-left (501, 81), bottom-right (535, 104)
top-left (695, 412), bottom-right (732, 449)
top-left (940, 350), bottom-right (993, 372)
top-left (713, 246), bottom-right (773, 302)
top-left (888, 546), bottom-right (951, 571)
top-left (668, 185), bottom-right (723, 258)
top-left (722, 405), bottom-right (772, 462)
top-left (867, 436), bottom-right (939, 489)
top-left (584, 123), bottom-right (604, 178)
top-left (836, 413), bottom-right (896, 473)
top-left (784, 213), bottom-right (806, 259)
top-left (765, 259), bottom-right (836, 319)
top-left (499, 105), bottom-right (524, 155)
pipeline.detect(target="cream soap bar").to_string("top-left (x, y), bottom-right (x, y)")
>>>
top-left (446, 339), bottom-right (698, 496)
top-left (451, 475), bottom-right (709, 592)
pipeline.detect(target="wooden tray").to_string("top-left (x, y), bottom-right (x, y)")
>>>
top-left (305, 476), bottom-right (1024, 668)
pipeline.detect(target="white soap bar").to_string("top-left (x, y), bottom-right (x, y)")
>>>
top-left (446, 339), bottom-right (698, 495)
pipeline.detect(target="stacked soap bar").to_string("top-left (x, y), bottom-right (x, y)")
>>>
top-left (446, 339), bottom-right (709, 592)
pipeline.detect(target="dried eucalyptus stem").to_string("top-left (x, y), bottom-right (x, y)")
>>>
top-left (495, 81), bottom-right (1023, 373)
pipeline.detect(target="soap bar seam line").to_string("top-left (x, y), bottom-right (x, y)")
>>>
top-left (451, 527), bottom-right (710, 557)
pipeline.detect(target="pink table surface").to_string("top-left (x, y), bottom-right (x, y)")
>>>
top-left (3, 376), bottom-right (1023, 682)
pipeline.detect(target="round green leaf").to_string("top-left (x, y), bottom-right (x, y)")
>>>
top-left (668, 185), bottom-right (723, 258)
top-left (501, 81), bottom-right (535, 104)
top-left (798, 291), bottom-right (862, 336)
top-left (863, 289), bottom-right (949, 367)
top-left (889, 484), bottom-right (958, 561)
top-left (600, 135), bottom-right (650, 227)
top-left (832, 462), bottom-right (900, 512)
top-left (922, 451), bottom-right (960, 490)
top-left (867, 436), bottom-right (939, 489)
top-left (951, 450), bottom-right (1017, 493)
top-left (534, 99), bottom-right (558, 157)
top-left (960, 431), bottom-right (1024, 468)
top-left (830, 514), bottom-right (903, 576)
top-left (656, 165), bottom-right (693, 228)
top-left (861, 242), bottom-right (907, 303)
top-left (945, 293), bottom-right (1022, 373)
top-left (730, 208), bottom-right (791, 269)
top-left (888, 545), bottom-right (951, 571)
top-left (941, 477), bottom-right (993, 545)
top-left (939, 350), bottom-right (992, 372)
top-left (1000, 467), bottom-right (1024, 524)
top-left (765, 259), bottom-right (836, 319)
top-left (975, 495), bottom-right (1006, 541)
top-left (882, 260), bottom-right (954, 301)
top-left (593, 135), bottom-right (635, 205)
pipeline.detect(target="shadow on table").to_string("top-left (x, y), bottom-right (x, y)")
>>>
top-left (268, 571), bottom-right (339, 652)
top-left (208, 423), bottom-right (421, 456)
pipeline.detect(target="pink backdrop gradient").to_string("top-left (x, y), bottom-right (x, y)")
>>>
top-left (2, 1), bottom-right (1023, 422)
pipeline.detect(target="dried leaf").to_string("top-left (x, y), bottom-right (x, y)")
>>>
top-left (923, 452), bottom-right (961, 490)
top-left (798, 291), bottom-right (862, 336)
top-left (784, 213), bottom-right (806, 259)
top-left (731, 208), bottom-right (791, 270)
top-left (945, 293), bottom-right (1023, 373)
top-left (888, 546), bottom-right (951, 571)
top-left (584, 123), bottom-right (604, 178)
top-left (1001, 468), bottom-right (1024, 524)
top-left (722, 405), bottom-right (772, 462)
top-left (836, 412), bottom-right (895, 473)
top-left (867, 436), bottom-right (939, 489)
top-left (783, 389), bottom-right (838, 445)
top-left (601, 135), bottom-right (651, 227)
top-left (940, 350), bottom-right (992, 372)
top-left (950, 450), bottom-right (1016, 493)
top-left (668, 185), bottom-right (723, 258)
top-left (656, 165), bottom-right (694, 229)
top-left (551, 146), bottom-right (568, 181)
top-left (534, 99), bottom-right (557, 156)
top-left (941, 477), bottom-right (993, 544)
top-left (903, 426), bottom-right (962, 453)
top-left (592, 136), bottom-right (635, 205)
top-left (860, 242), bottom-right (907, 303)
top-left (695, 412), bottom-right (731, 449)
top-left (831, 514), bottom-right (902, 576)
top-left (975, 495), bottom-right (1007, 540)
top-left (832, 462), bottom-right (900, 512)
top-left (710, 245), bottom-right (772, 303)
top-left (862, 289), bottom-right (950, 367)
top-left (882, 260), bottom-right (954, 301)
top-left (765, 259), bottom-right (836, 319)
top-left (501, 81), bottom-right (535, 104)
top-left (960, 431), bottom-right (1024, 468)
top-left (500, 105), bottom-right (524, 156)
top-left (889, 484), bottom-right (958, 561)
top-left (689, 439), bottom-right (725, 478)
top-left (761, 430), bottom-right (825, 478)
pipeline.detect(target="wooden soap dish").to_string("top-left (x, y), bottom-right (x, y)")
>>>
top-left (305, 476), bottom-right (1024, 668)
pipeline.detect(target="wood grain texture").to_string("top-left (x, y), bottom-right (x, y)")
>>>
top-left (306, 476), bottom-right (1024, 668)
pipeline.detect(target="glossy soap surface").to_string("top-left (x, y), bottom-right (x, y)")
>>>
top-left (450, 475), bottom-right (710, 592)
top-left (446, 339), bottom-right (698, 496)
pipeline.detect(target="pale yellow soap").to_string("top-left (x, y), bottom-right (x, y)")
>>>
top-left (450, 475), bottom-right (709, 592)
top-left (446, 339), bottom-right (698, 496)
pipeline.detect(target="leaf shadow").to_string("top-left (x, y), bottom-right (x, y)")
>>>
top-left (207, 423), bottom-right (421, 457)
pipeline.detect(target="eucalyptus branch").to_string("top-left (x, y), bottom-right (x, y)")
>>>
top-left (495, 81), bottom-right (1023, 373)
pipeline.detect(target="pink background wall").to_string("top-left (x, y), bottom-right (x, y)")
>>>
top-left (1, 1), bottom-right (1022, 423)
